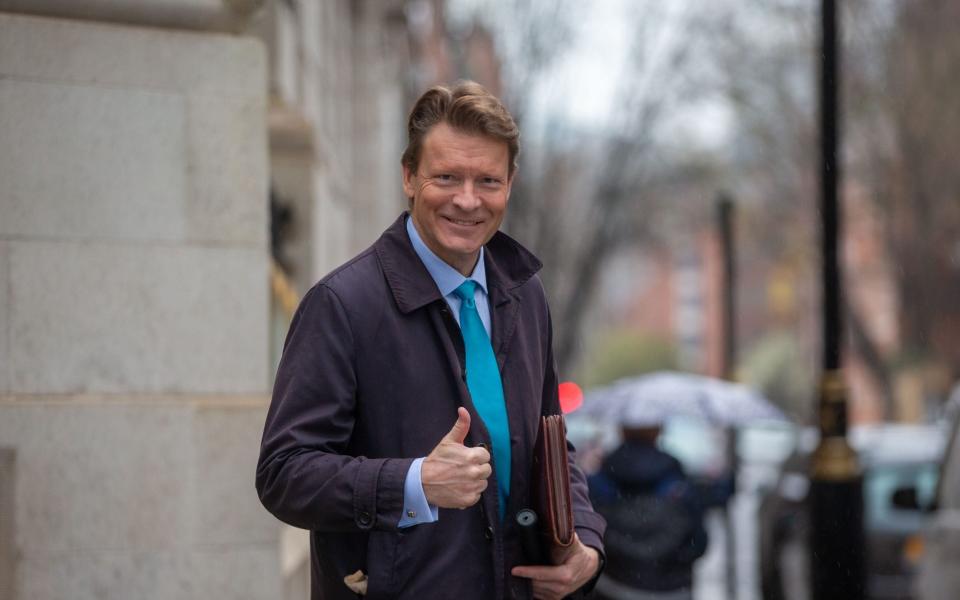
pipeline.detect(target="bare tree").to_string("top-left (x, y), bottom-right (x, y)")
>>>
top-left (696, 0), bottom-right (960, 416)
top-left (455, 1), bottom-right (709, 373)
top-left (847, 0), bottom-right (960, 374)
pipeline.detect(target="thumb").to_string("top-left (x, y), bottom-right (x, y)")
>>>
top-left (443, 407), bottom-right (471, 445)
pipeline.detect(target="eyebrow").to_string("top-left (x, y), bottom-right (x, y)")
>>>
top-left (427, 163), bottom-right (507, 176)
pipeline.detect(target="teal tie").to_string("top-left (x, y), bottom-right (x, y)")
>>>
top-left (454, 280), bottom-right (511, 520)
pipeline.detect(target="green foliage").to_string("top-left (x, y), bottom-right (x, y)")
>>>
top-left (578, 331), bottom-right (678, 389)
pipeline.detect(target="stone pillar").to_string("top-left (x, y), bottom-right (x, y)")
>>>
top-left (0, 10), bottom-right (279, 599)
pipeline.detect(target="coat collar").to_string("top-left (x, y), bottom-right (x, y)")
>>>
top-left (375, 212), bottom-right (543, 314)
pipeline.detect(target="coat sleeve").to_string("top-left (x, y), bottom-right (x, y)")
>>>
top-left (255, 283), bottom-right (412, 532)
top-left (539, 306), bottom-right (607, 554)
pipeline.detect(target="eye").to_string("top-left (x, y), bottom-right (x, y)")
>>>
top-left (479, 177), bottom-right (503, 189)
top-left (434, 174), bottom-right (460, 186)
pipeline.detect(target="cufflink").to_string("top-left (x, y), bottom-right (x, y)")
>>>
top-left (407, 510), bottom-right (417, 518)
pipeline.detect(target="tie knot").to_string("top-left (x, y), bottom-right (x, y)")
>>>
top-left (454, 280), bottom-right (477, 306)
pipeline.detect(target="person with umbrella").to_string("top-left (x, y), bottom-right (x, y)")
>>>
top-left (581, 371), bottom-right (778, 599)
top-left (587, 419), bottom-right (709, 600)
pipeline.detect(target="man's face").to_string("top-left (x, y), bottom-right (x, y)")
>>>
top-left (403, 122), bottom-right (513, 276)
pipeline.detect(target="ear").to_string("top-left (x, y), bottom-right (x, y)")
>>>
top-left (402, 163), bottom-right (416, 200)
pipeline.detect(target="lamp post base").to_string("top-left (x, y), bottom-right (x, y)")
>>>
top-left (810, 456), bottom-right (865, 599)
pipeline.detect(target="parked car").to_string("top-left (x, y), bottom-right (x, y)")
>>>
top-left (915, 409), bottom-right (960, 600)
top-left (758, 424), bottom-right (947, 600)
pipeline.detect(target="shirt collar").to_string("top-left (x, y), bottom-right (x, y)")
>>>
top-left (406, 215), bottom-right (488, 297)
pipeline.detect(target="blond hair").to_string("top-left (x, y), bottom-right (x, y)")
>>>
top-left (401, 80), bottom-right (520, 178)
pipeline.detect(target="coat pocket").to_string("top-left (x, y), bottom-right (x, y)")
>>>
top-left (364, 530), bottom-right (400, 599)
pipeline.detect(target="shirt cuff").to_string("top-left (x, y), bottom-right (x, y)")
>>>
top-left (398, 457), bottom-right (439, 528)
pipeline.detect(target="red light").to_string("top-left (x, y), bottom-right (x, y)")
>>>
top-left (558, 381), bottom-right (583, 414)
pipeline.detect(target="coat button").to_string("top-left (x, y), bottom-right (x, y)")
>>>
top-left (484, 525), bottom-right (494, 540)
top-left (358, 511), bottom-right (372, 527)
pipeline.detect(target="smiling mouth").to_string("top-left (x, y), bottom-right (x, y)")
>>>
top-left (444, 216), bottom-right (483, 226)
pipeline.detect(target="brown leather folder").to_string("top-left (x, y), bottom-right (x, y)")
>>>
top-left (530, 414), bottom-right (575, 553)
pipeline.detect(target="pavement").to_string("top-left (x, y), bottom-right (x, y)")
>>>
top-left (694, 463), bottom-right (772, 600)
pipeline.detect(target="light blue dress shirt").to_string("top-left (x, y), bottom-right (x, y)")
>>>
top-left (398, 216), bottom-right (492, 528)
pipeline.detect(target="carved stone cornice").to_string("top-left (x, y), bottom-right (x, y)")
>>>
top-left (0, 0), bottom-right (267, 33)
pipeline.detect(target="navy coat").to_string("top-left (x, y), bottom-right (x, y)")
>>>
top-left (256, 213), bottom-right (605, 599)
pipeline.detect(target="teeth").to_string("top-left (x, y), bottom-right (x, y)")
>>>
top-left (449, 218), bottom-right (479, 225)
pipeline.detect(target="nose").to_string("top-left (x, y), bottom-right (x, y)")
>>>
top-left (452, 179), bottom-right (481, 210)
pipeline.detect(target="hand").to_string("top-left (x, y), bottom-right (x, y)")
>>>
top-left (511, 533), bottom-right (600, 600)
top-left (421, 407), bottom-right (492, 509)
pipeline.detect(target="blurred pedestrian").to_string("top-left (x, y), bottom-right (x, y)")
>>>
top-left (588, 425), bottom-right (708, 600)
top-left (256, 81), bottom-right (605, 600)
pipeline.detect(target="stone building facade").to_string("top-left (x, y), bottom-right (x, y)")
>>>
top-left (0, 1), bottom-right (414, 598)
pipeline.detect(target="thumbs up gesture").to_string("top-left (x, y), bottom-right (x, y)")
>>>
top-left (422, 407), bottom-right (492, 509)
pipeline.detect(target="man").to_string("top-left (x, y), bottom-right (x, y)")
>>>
top-left (257, 81), bottom-right (605, 600)
top-left (588, 425), bottom-right (708, 600)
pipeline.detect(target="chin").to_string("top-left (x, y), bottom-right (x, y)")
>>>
top-left (440, 233), bottom-right (482, 252)
top-left (457, 240), bottom-right (486, 255)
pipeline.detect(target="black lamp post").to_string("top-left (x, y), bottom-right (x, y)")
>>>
top-left (809, 1), bottom-right (865, 598)
top-left (717, 193), bottom-right (736, 380)
top-left (716, 192), bottom-right (738, 600)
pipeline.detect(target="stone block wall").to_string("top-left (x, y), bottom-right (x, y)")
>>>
top-left (0, 11), bottom-right (277, 599)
